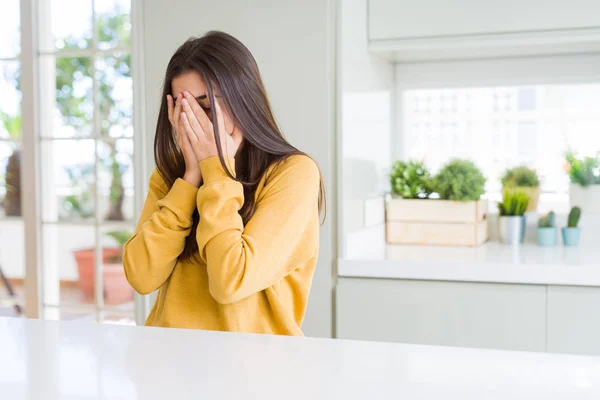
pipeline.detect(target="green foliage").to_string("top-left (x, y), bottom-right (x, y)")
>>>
top-left (538, 211), bottom-right (556, 228)
top-left (501, 166), bottom-right (540, 188)
top-left (60, 164), bottom-right (94, 220)
top-left (432, 159), bottom-right (486, 202)
top-left (568, 207), bottom-right (581, 228)
top-left (497, 191), bottom-right (530, 216)
top-left (0, 110), bottom-right (22, 139)
top-left (389, 160), bottom-right (432, 199)
top-left (565, 152), bottom-right (600, 187)
top-left (106, 230), bottom-right (133, 248)
top-left (56, 10), bottom-right (131, 221)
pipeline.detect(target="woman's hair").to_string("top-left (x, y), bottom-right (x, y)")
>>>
top-left (154, 31), bottom-right (326, 260)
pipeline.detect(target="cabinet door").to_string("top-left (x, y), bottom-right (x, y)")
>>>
top-left (547, 286), bottom-right (600, 356)
top-left (368, 0), bottom-right (600, 41)
top-left (337, 278), bottom-right (546, 352)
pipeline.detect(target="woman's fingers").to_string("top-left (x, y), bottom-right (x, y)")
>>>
top-left (183, 91), bottom-right (213, 135)
top-left (181, 98), bottom-right (205, 142)
top-left (180, 112), bottom-right (202, 152)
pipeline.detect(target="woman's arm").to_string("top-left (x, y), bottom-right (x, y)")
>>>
top-left (123, 169), bottom-right (198, 294)
top-left (196, 155), bottom-right (320, 304)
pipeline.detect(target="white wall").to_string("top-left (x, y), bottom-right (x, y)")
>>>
top-left (339, 0), bottom-right (395, 259)
top-left (141, 0), bottom-right (336, 337)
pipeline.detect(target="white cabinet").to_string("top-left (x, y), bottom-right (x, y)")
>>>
top-left (337, 278), bottom-right (600, 355)
top-left (547, 286), bottom-right (600, 356)
top-left (368, 0), bottom-right (600, 41)
top-left (336, 278), bottom-right (546, 352)
top-left (367, 0), bottom-right (600, 61)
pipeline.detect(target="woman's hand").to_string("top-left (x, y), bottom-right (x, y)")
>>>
top-left (179, 91), bottom-right (243, 161)
top-left (167, 93), bottom-right (202, 188)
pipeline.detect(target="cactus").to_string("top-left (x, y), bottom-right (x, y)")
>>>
top-left (568, 207), bottom-right (581, 228)
top-left (537, 211), bottom-right (556, 228)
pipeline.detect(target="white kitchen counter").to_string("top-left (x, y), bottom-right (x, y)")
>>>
top-left (339, 243), bottom-right (600, 286)
top-left (2, 317), bottom-right (600, 399)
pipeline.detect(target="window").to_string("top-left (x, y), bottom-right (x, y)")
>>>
top-left (402, 84), bottom-right (600, 212)
top-left (0, 0), bottom-right (25, 317)
top-left (1, 0), bottom-right (141, 323)
top-left (38, 0), bottom-right (135, 323)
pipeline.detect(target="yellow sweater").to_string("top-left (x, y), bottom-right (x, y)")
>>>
top-left (123, 155), bottom-right (320, 336)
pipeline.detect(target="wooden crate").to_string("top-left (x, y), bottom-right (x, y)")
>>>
top-left (386, 199), bottom-right (489, 246)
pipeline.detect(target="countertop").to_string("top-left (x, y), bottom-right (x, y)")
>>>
top-left (2, 317), bottom-right (600, 399)
top-left (339, 242), bottom-right (600, 286)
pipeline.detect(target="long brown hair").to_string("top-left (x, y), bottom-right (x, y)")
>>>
top-left (154, 31), bottom-right (325, 260)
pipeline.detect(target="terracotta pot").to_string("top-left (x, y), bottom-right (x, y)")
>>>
top-left (502, 186), bottom-right (540, 212)
top-left (73, 248), bottom-right (133, 302)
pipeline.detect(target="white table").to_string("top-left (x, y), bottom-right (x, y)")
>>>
top-left (1, 317), bottom-right (600, 399)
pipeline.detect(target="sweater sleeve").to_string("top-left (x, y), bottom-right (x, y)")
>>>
top-left (123, 169), bottom-right (199, 294)
top-left (196, 155), bottom-right (320, 304)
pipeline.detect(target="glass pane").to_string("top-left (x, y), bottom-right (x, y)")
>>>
top-left (42, 224), bottom-right (96, 307)
top-left (403, 84), bottom-right (600, 198)
top-left (41, 140), bottom-right (95, 222)
top-left (0, 61), bottom-right (21, 139)
top-left (0, 1), bottom-right (20, 58)
top-left (99, 138), bottom-right (134, 222)
top-left (100, 224), bottom-right (135, 307)
top-left (39, 0), bottom-right (93, 52)
top-left (40, 56), bottom-right (94, 138)
top-left (96, 54), bottom-right (133, 138)
top-left (0, 215), bottom-right (25, 316)
top-left (96, 0), bottom-right (132, 50)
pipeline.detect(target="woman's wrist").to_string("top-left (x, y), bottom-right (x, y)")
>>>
top-left (183, 171), bottom-right (202, 188)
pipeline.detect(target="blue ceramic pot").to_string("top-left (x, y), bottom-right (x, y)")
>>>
top-left (536, 227), bottom-right (557, 247)
top-left (561, 227), bottom-right (581, 247)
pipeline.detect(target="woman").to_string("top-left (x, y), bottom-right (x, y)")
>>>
top-left (123, 31), bottom-right (325, 336)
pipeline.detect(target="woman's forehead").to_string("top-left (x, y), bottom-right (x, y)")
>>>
top-left (171, 71), bottom-right (220, 98)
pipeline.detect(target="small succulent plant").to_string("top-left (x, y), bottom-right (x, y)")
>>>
top-left (538, 211), bottom-right (556, 228)
top-left (567, 207), bottom-right (581, 228)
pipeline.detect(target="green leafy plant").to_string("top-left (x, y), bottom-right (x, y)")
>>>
top-left (0, 110), bottom-right (22, 216)
top-left (389, 160), bottom-right (432, 199)
top-left (567, 206), bottom-right (581, 228)
top-left (565, 152), bottom-right (600, 187)
top-left (538, 211), bottom-right (556, 228)
top-left (432, 159), bottom-right (486, 201)
top-left (105, 230), bottom-right (133, 263)
top-left (501, 166), bottom-right (540, 188)
top-left (497, 191), bottom-right (530, 216)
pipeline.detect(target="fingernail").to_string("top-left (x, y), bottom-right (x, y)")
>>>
top-left (183, 91), bottom-right (190, 98)
top-left (181, 112), bottom-right (186, 120)
top-left (182, 98), bottom-right (188, 107)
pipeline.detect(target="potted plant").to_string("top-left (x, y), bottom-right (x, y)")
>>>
top-left (73, 230), bottom-right (133, 303)
top-left (497, 190), bottom-right (529, 245)
top-left (0, 111), bottom-right (22, 217)
top-left (565, 152), bottom-right (600, 213)
top-left (562, 207), bottom-right (581, 247)
top-left (501, 166), bottom-right (540, 212)
top-left (536, 211), bottom-right (557, 247)
top-left (389, 160), bottom-right (432, 199)
top-left (386, 159), bottom-right (488, 246)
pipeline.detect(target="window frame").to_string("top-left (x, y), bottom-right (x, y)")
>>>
top-left (9, 0), bottom-right (149, 323)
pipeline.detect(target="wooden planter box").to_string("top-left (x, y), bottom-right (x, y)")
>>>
top-left (386, 198), bottom-right (489, 246)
